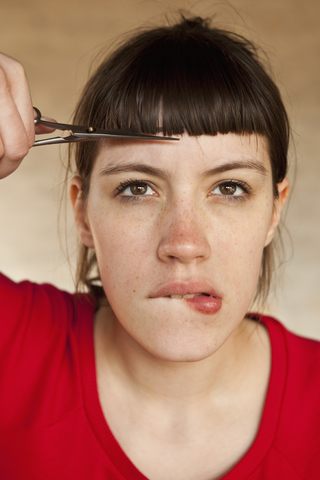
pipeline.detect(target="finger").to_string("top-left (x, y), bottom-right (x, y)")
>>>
top-left (0, 53), bottom-right (35, 148)
top-left (34, 113), bottom-right (57, 136)
top-left (0, 137), bottom-right (4, 162)
top-left (35, 124), bottom-right (56, 135)
top-left (0, 66), bottom-right (30, 177)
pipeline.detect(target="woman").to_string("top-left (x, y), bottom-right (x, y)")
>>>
top-left (0, 16), bottom-right (319, 480)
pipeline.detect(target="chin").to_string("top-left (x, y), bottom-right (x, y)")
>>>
top-left (142, 333), bottom-right (222, 363)
top-left (152, 348), bottom-right (219, 364)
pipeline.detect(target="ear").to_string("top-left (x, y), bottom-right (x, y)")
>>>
top-left (264, 177), bottom-right (290, 247)
top-left (70, 176), bottom-right (95, 248)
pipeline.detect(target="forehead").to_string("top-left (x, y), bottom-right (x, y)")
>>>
top-left (93, 133), bottom-right (271, 178)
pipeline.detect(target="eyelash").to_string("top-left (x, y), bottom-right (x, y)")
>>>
top-left (115, 179), bottom-right (156, 202)
top-left (115, 179), bottom-right (252, 203)
top-left (210, 180), bottom-right (251, 203)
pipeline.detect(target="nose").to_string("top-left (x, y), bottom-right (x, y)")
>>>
top-left (157, 202), bottom-right (211, 264)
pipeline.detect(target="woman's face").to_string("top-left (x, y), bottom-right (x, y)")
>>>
top-left (72, 133), bottom-right (289, 361)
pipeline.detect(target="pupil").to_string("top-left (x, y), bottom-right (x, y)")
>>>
top-left (220, 183), bottom-right (236, 195)
top-left (130, 184), bottom-right (147, 195)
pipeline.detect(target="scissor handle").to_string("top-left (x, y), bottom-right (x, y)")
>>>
top-left (33, 107), bottom-right (42, 124)
top-left (33, 107), bottom-right (70, 131)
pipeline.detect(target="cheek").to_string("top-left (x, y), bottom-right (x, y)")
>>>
top-left (88, 203), bottom-right (157, 293)
top-left (212, 205), bottom-right (273, 300)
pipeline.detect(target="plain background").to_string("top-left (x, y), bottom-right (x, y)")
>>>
top-left (0, 0), bottom-right (319, 338)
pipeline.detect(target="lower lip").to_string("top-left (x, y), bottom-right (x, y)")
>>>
top-left (184, 295), bottom-right (222, 314)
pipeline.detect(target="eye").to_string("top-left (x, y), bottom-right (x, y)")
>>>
top-left (116, 180), bottom-right (156, 197)
top-left (211, 181), bottom-right (247, 197)
top-left (125, 183), bottom-right (148, 195)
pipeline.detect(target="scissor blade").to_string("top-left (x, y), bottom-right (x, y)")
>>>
top-left (71, 132), bottom-right (179, 141)
top-left (33, 133), bottom-right (179, 146)
top-left (33, 136), bottom-right (75, 146)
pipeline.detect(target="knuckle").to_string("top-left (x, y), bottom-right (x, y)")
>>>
top-left (1, 136), bottom-right (30, 164)
top-left (0, 57), bottom-right (27, 93)
top-left (10, 142), bottom-right (29, 162)
top-left (0, 66), bottom-right (10, 94)
top-left (11, 60), bottom-right (27, 81)
top-left (0, 52), bottom-right (24, 72)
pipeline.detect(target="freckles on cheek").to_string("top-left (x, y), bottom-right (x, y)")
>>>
top-left (213, 215), bottom-right (267, 290)
top-left (91, 209), bottom-right (155, 275)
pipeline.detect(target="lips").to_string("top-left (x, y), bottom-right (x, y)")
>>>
top-left (150, 280), bottom-right (222, 315)
top-left (150, 280), bottom-right (221, 299)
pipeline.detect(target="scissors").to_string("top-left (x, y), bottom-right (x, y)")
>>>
top-left (33, 107), bottom-right (179, 146)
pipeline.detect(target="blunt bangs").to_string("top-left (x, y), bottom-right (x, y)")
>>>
top-left (105, 33), bottom-right (276, 138)
top-left (75, 18), bottom-right (289, 185)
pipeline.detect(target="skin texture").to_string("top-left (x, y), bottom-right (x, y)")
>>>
top-left (70, 133), bottom-right (289, 480)
top-left (71, 133), bottom-right (289, 362)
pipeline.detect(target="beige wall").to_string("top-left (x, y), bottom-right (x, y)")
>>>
top-left (1, 0), bottom-right (319, 338)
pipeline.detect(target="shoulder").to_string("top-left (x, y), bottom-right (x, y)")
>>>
top-left (260, 314), bottom-right (320, 367)
top-left (257, 314), bottom-right (320, 396)
top-left (0, 271), bottom-right (72, 311)
top-left (0, 271), bottom-right (94, 322)
top-left (269, 315), bottom-right (320, 413)
top-left (0, 273), bottom-right (96, 429)
top-left (0, 272), bottom-right (95, 351)
top-left (259, 315), bottom-right (320, 476)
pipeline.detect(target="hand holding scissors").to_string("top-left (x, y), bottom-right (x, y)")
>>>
top-left (0, 52), bottom-right (178, 179)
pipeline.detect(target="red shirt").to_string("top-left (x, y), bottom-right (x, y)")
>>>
top-left (1, 273), bottom-right (320, 479)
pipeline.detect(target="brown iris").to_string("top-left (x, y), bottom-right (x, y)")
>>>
top-left (219, 183), bottom-right (237, 195)
top-left (130, 183), bottom-right (148, 195)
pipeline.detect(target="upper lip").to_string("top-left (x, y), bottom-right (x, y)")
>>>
top-left (150, 280), bottom-right (221, 298)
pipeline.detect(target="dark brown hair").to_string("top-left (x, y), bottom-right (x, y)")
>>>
top-left (69, 15), bottom-right (290, 305)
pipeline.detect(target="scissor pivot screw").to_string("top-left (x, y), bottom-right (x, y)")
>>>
top-left (86, 127), bottom-right (96, 133)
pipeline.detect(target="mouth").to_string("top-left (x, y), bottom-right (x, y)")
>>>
top-left (150, 280), bottom-right (220, 299)
top-left (150, 281), bottom-right (222, 314)
top-left (169, 293), bottom-right (211, 299)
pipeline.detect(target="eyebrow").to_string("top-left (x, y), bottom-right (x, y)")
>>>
top-left (201, 160), bottom-right (268, 177)
top-left (99, 159), bottom-right (268, 178)
top-left (99, 163), bottom-right (169, 178)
